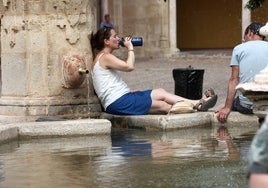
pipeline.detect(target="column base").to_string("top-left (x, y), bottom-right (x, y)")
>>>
top-left (0, 96), bottom-right (102, 122)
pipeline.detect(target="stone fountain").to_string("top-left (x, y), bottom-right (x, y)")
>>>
top-left (0, 0), bottom-right (101, 122)
top-left (236, 66), bottom-right (268, 122)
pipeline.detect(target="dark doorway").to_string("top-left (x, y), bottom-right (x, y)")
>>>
top-left (177, 0), bottom-right (242, 50)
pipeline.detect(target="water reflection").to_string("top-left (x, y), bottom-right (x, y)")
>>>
top-left (0, 136), bottom-right (112, 188)
top-left (112, 134), bottom-right (152, 157)
top-left (109, 126), bottom-right (243, 162)
top-left (214, 126), bottom-right (240, 161)
top-left (0, 125), bottom-right (257, 188)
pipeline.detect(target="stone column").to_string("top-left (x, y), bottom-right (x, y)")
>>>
top-left (169, 0), bottom-right (179, 54)
top-left (159, 0), bottom-right (168, 48)
top-left (242, 0), bottom-right (251, 39)
top-left (0, 0), bottom-right (101, 121)
top-left (112, 0), bottom-right (123, 32)
top-left (100, 0), bottom-right (108, 21)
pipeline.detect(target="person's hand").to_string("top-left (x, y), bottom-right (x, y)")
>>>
top-left (215, 107), bottom-right (231, 123)
top-left (124, 36), bottom-right (134, 51)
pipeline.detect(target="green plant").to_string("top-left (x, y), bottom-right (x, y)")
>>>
top-left (245, 0), bottom-right (265, 10)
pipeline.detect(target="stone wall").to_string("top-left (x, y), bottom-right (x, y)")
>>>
top-left (102, 0), bottom-right (178, 58)
top-left (0, 0), bottom-right (178, 121)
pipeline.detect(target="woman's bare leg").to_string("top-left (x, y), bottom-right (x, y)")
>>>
top-left (148, 100), bottom-right (171, 114)
top-left (150, 88), bottom-right (199, 105)
top-left (149, 88), bottom-right (215, 114)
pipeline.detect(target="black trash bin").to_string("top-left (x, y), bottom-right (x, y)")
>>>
top-left (172, 66), bottom-right (204, 100)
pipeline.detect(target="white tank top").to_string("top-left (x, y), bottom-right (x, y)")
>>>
top-left (91, 53), bottom-right (130, 110)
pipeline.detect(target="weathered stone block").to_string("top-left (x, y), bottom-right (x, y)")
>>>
top-left (1, 53), bottom-right (27, 96)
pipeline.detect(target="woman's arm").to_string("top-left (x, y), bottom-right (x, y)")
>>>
top-left (102, 51), bottom-right (135, 72)
top-left (101, 37), bottom-right (135, 72)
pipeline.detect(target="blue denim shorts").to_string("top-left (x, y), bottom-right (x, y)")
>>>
top-left (106, 90), bottom-right (152, 115)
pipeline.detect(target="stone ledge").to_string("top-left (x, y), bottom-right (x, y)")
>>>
top-left (0, 125), bottom-right (18, 142)
top-left (0, 112), bottom-right (260, 144)
top-left (211, 112), bottom-right (260, 127)
top-left (0, 119), bottom-right (111, 142)
top-left (101, 111), bottom-right (260, 131)
top-left (16, 119), bottom-right (111, 139)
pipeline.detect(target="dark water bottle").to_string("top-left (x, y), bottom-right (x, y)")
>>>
top-left (119, 37), bottom-right (143, 47)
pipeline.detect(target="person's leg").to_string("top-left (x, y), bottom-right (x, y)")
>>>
top-left (148, 88), bottom-right (197, 114)
top-left (148, 100), bottom-right (171, 114)
top-left (149, 88), bottom-right (217, 114)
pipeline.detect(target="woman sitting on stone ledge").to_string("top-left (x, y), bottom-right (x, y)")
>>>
top-left (90, 27), bottom-right (217, 115)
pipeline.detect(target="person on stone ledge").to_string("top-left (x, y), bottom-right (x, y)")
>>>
top-left (216, 22), bottom-right (268, 123)
top-left (90, 27), bottom-right (217, 115)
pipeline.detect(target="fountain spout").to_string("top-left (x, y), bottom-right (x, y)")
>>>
top-left (78, 68), bottom-right (89, 74)
top-left (62, 55), bottom-right (89, 89)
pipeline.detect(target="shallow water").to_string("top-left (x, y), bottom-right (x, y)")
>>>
top-left (0, 126), bottom-right (256, 188)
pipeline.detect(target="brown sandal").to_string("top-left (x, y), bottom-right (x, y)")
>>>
top-left (194, 95), bottom-right (218, 111)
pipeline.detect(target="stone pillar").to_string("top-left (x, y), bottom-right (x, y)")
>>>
top-left (159, 0), bottom-right (169, 48)
top-left (100, 0), bottom-right (108, 21)
top-left (169, 0), bottom-right (179, 54)
top-left (0, 0), bottom-right (101, 121)
top-left (112, 0), bottom-right (123, 32)
top-left (242, 0), bottom-right (251, 39)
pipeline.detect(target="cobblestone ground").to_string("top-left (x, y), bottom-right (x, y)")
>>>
top-left (120, 50), bottom-right (233, 110)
